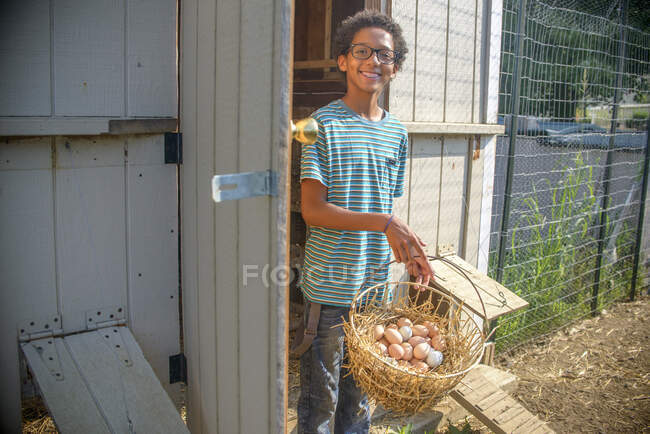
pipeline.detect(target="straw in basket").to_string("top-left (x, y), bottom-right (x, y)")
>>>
top-left (341, 255), bottom-right (491, 415)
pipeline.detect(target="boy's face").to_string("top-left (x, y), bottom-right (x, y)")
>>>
top-left (338, 27), bottom-right (397, 96)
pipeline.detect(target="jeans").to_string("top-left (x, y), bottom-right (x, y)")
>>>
top-left (297, 301), bottom-right (371, 434)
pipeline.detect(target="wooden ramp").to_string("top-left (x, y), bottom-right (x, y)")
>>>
top-left (22, 326), bottom-right (188, 434)
top-left (450, 369), bottom-right (554, 434)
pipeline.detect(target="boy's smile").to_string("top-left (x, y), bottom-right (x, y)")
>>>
top-left (338, 27), bottom-right (397, 97)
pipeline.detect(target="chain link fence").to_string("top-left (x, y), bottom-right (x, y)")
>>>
top-left (489, 0), bottom-right (650, 350)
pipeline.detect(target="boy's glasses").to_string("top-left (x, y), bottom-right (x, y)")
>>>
top-left (348, 43), bottom-right (399, 65)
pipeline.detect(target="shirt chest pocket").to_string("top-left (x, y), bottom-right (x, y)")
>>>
top-left (379, 156), bottom-right (399, 193)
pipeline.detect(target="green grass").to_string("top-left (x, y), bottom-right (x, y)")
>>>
top-left (490, 152), bottom-right (643, 350)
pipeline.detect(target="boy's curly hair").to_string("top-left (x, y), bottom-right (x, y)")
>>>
top-left (334, 10), bottom-right (408, 69)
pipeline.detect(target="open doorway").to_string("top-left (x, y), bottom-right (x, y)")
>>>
top-left (287, 0), bottom-right (372, 429)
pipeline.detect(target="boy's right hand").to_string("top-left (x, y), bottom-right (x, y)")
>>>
top-left (384, 215), bottom-right (434, 287)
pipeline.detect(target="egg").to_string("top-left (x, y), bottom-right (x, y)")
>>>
top-left (431, 335), bottom-right (447, 351)
top-left (426, 350), bottom-right (444, 368)
top-left (373, 342), bottom-right (388, 355)
top-left (373, 325), bottom-right (385, 341)
top-left (400, 342), bottom-right (413, 361)
top-left (386, 323), bottom-right (398, 330)
top-left (413, 360), bottom-right (429, 372)
top-left (408, 336), bottom-right (426, 347)
top-left (388, 343), bottom-right (405, 360)
top-left (398, 326), bottom-right (413, 341)
top-left (413, 342), bottom-right (430, 360)
top-left (379, 337), bottom-right (390, 348)
top-left (397, 317), bottom-right (413, 328)
top-left (384, 328), bottom-right (403, 345)
top-left (426, 322), bottom-right (440, 338)
top-left (412, 325), bottom-right (429, 337)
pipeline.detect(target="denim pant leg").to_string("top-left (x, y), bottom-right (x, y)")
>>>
top-left (297, 302), bottom-right (370, 434)
top-left (333, 344), bottom-right (371, 434)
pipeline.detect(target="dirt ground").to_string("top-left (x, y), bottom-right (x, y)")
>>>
top-left (492, 294), bottom-right (650, 434)
top-left (22, 296), bottom-right (649, 433)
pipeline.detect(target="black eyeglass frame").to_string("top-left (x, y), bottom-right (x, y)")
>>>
top-left (346, 43), bottom-right (400, 65)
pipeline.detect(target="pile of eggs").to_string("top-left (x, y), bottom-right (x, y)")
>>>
top-left (372, 317), bottom-right (447, 373)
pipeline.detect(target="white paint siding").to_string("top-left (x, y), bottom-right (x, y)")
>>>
top-left (55, 137), bottom-right (128, 333)
top-left (408, 135), bottom-right (442, 248)
top-left (446, 0), bottom-right (477, 123)
top-left (437, 137), bottom-right (468, 249)
top-left (126, 135), bottom-right (181, 404)
top-left (0, 0), bottom-right (176, 118)
top-left (389, 0), bottom-right (417, 121)
top-left (413, 1), bottom-right (448, 122)
top-left (181, 0), bottom-right (292, 431)
top-left (0, 135), bottom-right (182, 431)
top-left (0, 138), bottom-right (58, 432)
top-left (127, 0), bottom-right (177, 117)
top-left (0, 1), bottom-right (51, 116)
top-left (53, 0), bottom-right (125, 116)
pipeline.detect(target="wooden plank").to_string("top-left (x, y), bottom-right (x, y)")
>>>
top-left (0, 117), bottom-right (177, 136)
top-left (463, 136), bottom-right (484, 266)
top-left (0, 138), bottom-right (57, 432)
top-left (53, 0), bottom-right (123, 116)
top-left (195, 0), bottom-right (219, 432)
top-left (493, 403), bottom-right (527, 425)
top-left (388, 0), bottom-right (417, 121)
top-left (500, 411), bottom-right (537, 433)
top-left (413, 0), bottom-right (447, 122)
top-left (324, 0), bottom-right (332, 60)
top-left (0, 0), bottom-right (51, 116)
top-left (64, 327), bottom-right (188, 433)
top-left (514, 417), bottom-right (546, 433)
top-left (126, 135), bottom-right (181, 406)
top-left (239, 0), bottom-right (273, 432)
top-left (437, 137), bottom-right (467, 251)
top-left (408, 135), bottom-right (442, 248)
top-left (486, 0), bottom-right (503, 124)
top-left (477, 135), bottom-right (496, 273)
top-left (449, 388), bottom-right (506, 434)
top-left (293, 59), bottom-right (337, 69)
top-left (402, 122), bottom-right (505, 135)
top-left (55, 136), bottom-right (127, 333)
top-left (483, 397), bottom-right (520, 421)
top-left (445, 0), bottom-right (476, 123)
top-left (22, 337), bottom-right (112, 434)
top-left (473, 0), bottom-right (483, 123)
top-left (127, 0), bottom-right (177, 117)
top-left (178, 0), bottom-right (202, 430)
top-left (431, 254), bottom-right (528, 321)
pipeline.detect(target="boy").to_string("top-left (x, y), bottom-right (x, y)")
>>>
top-left (298, 10), bottom-right (434, 433)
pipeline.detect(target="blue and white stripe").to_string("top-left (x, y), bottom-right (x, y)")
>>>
top-left (300, 99), bottom-right (408, 306)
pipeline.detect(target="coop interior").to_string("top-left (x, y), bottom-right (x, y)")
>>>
top-left (289, 0), bottom-right (366, 321)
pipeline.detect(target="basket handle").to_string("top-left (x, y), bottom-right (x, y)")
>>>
top-left (352, 255), bottom-right (490, 336)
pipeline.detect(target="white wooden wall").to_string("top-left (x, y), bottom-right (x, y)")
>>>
top-left (0, 1), bottom-right (179, 431)
top-left (180, 0), bottom-right (292, 432)
top-left (0, 135), bottom-right (181, 431)
top-left (390, 0), bottom-right (503, 269)
top-left (0, 0), bottom-right (177, 117)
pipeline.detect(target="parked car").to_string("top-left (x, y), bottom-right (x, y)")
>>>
top-left (537, 126), bottom-right (646, 151)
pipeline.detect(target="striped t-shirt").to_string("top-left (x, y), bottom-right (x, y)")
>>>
top-left (300, 99), bottom-right (408, 306)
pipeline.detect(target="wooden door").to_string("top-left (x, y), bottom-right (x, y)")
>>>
top-left (180, 0), bottom-right (293, 432)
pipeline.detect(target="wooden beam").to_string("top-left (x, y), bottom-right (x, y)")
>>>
top-left (293, 59), bottom-right (338, 70)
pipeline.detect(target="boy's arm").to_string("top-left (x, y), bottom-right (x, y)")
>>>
top-left (301, 178), bottom-right (434, 286)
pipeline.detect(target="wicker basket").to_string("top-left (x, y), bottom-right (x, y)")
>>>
top-left (342, 256), bottom-right (489, 415)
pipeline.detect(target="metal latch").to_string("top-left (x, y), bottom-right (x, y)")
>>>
top-left (212, 170), bottom-right (277, 202)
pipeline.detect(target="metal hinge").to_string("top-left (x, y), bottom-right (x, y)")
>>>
top-left (18, 314), bottom-right (63, 343)
top-left (169, 353), bottom-right (187, 384)
top-left (85, 306), bottom-right (127, 330)
top-left (212, 170), bottom-right (277, 202)
top-left (164, 132), bottom-right (183, 164)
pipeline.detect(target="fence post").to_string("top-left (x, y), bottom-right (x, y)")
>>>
top-left (630, 118), bottom-right (650, 301)
top-left (592, 0), bottom-right (629, 315)
top-left (493, 0), bottom-right (527, 338)
top-left (496, 0), bottom-right (527, 285)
